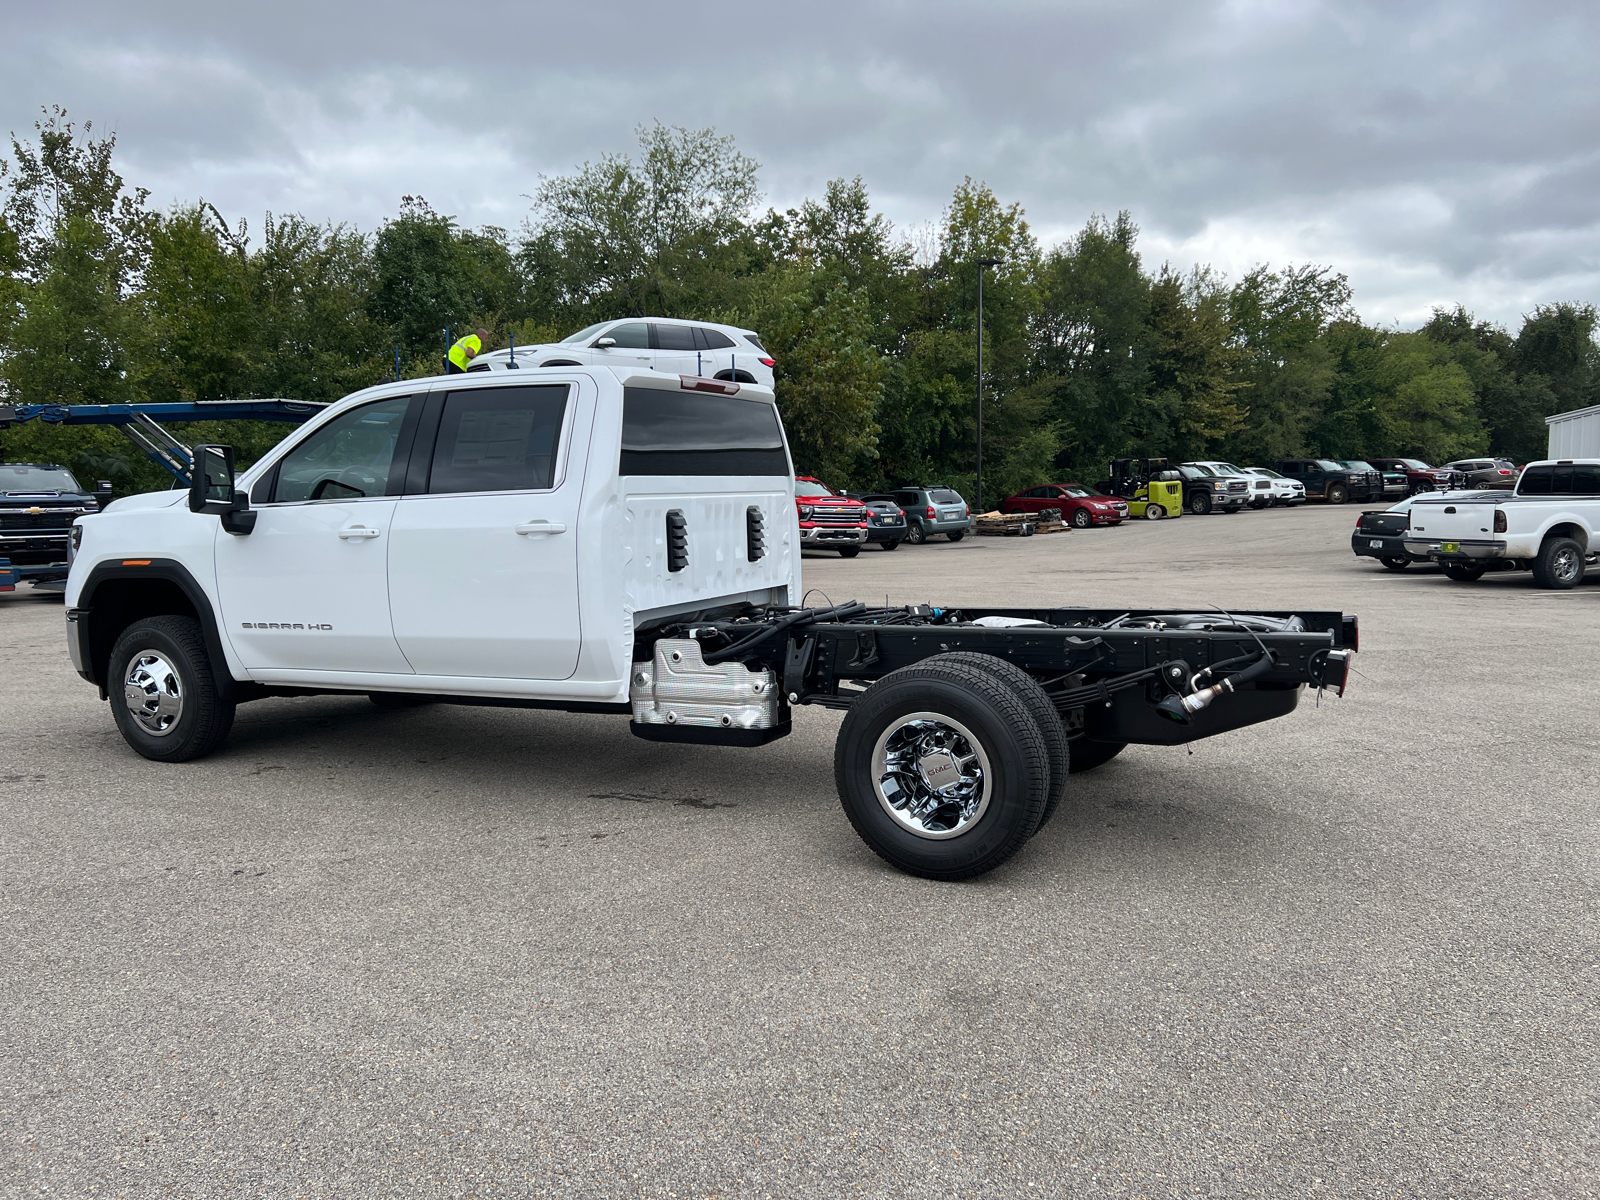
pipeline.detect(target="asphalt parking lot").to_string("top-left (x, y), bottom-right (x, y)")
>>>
top-left (4, 503), bottom-right (1597, 1199)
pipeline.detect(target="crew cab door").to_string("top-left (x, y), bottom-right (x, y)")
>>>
top-left (386, 379), bottom-right (592, 680)
top-left (216, 393), bottom-right (418, 674)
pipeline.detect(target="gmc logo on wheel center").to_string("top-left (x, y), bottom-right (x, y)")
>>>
top-left (241, 622), bottom-right (335, 631)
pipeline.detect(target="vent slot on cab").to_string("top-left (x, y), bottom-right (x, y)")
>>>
top-left (666, 510), bottom-right (688, 573)
top-left (746, 506), bottom-right (766, 562)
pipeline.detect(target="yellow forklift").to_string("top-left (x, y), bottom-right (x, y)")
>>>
top-left (1101, 458), bottom-right (1184, 520)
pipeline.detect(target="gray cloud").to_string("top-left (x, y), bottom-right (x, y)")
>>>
top-left (3, 0), bottom-right (1596, 326)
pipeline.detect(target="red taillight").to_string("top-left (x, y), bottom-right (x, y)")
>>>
top-left (1494, 508), bottom-right (1507, 533)
top-left (926, 505), bottom-right (935, 519)
top-left (759, 357), bottom-right (775, 367)
top-left (1355, 514), bottom-right (1363, 528)
top-left (1498, 469), bottom-right (1511, 475)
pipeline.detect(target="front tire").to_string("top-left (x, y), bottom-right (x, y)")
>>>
top-left (1189, 491), bottom-right (1213, 515)
top-left (1532, 536), bottom-right (1585, 589)
top-left (834, 658), bottom-right (1051, 880)
top-left (1440, 561), bottom-right (1487, 582)
top-left (108, 616), bottom-right (235, 762)
top-left (838, 546), bottom-right (861, 558)
top-left (1071, 507), bottom-right (1093, 529)
top-left (1327, 484), bottom-right (1348, 504)
top-left (1380, 557), bottom-right (1411, 571)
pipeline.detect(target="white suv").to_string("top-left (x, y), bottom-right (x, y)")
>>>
top-left (1239, 467), bottom-right (1307, 508)
top-left (469, 318), bottom-right (775, 389)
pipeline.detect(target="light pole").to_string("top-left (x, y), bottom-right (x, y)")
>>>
top-left (974, 257), bottom-right (1001, 514)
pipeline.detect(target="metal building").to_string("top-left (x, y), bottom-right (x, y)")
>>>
top-left (1546, 404), bottom-right (1600, 458)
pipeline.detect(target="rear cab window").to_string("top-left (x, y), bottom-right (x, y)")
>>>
top-left (620, 386), bottom-right (789, 476)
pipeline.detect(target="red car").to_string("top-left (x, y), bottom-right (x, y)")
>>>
top-left (794, 476), bottom-right (868, 557)
top-left (1001, 483), bottom-right (1129, 528)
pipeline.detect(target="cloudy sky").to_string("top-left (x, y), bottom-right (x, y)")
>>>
top-left (4, 0), bottom-right (1596, 327)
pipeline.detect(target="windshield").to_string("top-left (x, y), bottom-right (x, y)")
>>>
top-left (1314, 460), bottom-right (1345, 472)
top-left (1340, 460), bottom-right (1377, 472)
top-left (560, 321), bottom-right (612, 345)
top-left (0, 465), bottom-right (82, 492)
top-left (929, 488), bottom-right (965, 504)
top-left (1248, 468), bottom-right (1282, 479)
top-left (794, 480), bottom-right (836, 498)
top-left (1062, 485), bottom-right (1093, 498)
top-left (1209, 463), bottom-right (1244, 476)
top-left (1399, 459), bottom-right (1429, 469)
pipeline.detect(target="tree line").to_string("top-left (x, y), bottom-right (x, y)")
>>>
top-left (3, 108), bottom-right (1596, 500)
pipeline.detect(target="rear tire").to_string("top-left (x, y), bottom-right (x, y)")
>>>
top-left (834, 657), bottom-right (1050, 880)
top-left (108, 616), bottom-right (235, 763)
top-left (1531, 536), bottom-right (1585, 589)
top-left (1380, 557), bottom-right (1411, 571)
top-left (1067, 739), bottom-right (1127, 774)
top-left (934, 654), bottom-right (1070, 836)
top-left (838, 546), bottom-right (861, 558)
top-left (947, 530), bottom-right (965, 542)
top-left (1440, 561), bottom-right (1487, 582)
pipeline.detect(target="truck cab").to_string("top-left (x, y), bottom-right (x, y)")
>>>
top-left (1272, 459), bottom-right (1377, 504)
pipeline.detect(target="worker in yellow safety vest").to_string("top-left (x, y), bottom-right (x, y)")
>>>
top-left (446, 327), bottom-right (489, 374)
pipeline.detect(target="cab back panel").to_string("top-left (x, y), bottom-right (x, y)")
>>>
top-left (623, 486), bottom-right (795, 616)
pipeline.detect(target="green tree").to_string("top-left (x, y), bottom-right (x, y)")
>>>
top-left (1146, 265), bottom-right (1244, 461)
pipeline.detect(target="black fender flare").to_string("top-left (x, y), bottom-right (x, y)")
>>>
top-left (73, 558), bottom-right (238, 700)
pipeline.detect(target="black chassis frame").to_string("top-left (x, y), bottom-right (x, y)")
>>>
top-left (672, 605), bottom-right (1357, 749)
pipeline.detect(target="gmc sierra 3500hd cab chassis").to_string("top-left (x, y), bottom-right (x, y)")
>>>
top-left (65, 366), bottom-right (1356, 881)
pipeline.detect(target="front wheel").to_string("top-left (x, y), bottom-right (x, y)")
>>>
top-left (1440, 561), bottom-right (1486, 582)
top-left (1189, 491), bottom-right (1213, 515)
top-left (1380, 557), bottom-right (1411, 571)
top-left (838, 545), bottom-right (861, 558)
top-left (905, 523), bottom-right (926, 545)
top-left (1144, 505), bottom-right (1164, 521)
top-left (1327, 484), bottom-right (1348, 504)
top-left (1071, 507), bottom-right (1093, 529)
top-left (880, 539), bottom-right (901, 552)
top-left (1532, 536), bottom-right (1585, 589)
top-left (108, 616), bottom-right (236, 762)
top-left (834, 658), bottom-right (1051, 880)
top-left (946, 530), bottom-right (965, 542)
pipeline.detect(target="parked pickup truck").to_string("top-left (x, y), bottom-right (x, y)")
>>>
top-left (1, 463), bottom-right (112, 592)
top-left (64, 367), bottom-right (1356, 881)
top-left (1273, 459), bottom-right (1380, 504)
top-left (1404, 459), bottom-right (1600, 588)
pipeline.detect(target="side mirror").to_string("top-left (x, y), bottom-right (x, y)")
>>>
top-left (189, 445), bottom-right (256, 535)
top-left (94, 480), bottom-right (114, 503)
top-left (594, 337), bottom-right (616, 349)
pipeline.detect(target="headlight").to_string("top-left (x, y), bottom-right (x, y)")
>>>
top-left (798, 504), bottom-right (813, 518)
top-left (71, 524), bottom-right (84, 551)
top-left (1212, 481), bottom-right (1226, 490)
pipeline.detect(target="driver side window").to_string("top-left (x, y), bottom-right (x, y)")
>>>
top-left (272, 395), bottom-right (413, 503)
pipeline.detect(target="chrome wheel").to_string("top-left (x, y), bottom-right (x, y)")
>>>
top-left (871, 712), bottom-right (992, 839)
top-left (123, 650), bottom-right (184, 736)
top-left (1552, 546), bottom-right (1581, 584)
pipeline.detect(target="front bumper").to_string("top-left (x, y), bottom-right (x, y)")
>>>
top-left (1401, 537), bottom-right (1506, 561)
top-left (800, 526), bottom-right (867, 545)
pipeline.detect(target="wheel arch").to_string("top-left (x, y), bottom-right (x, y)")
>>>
top-left (76, 559), bottom-right (236, 699)
top-left (1541, 521), bottom-right (1589, 551)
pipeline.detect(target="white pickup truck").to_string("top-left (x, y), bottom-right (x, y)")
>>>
top-left (1404, 458), bottom-right (1600, 588)
top-left (65, 367), bottom-right (1356, 880)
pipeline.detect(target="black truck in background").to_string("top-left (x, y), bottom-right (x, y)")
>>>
top-left (1, 463), bottom-right (111, 592)
top-left (1272, 459), bottom-right (1381, 504)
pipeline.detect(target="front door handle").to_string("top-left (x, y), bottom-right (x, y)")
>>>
top-left (515, 521), bottom-right (568, 536)
top-left (338, 526), bottom-right (381, 540)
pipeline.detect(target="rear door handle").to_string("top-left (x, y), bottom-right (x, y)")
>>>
top-left (338, 526), bottom-right (381, 540)
top-left (515, 521), bottom-right (567, 536)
